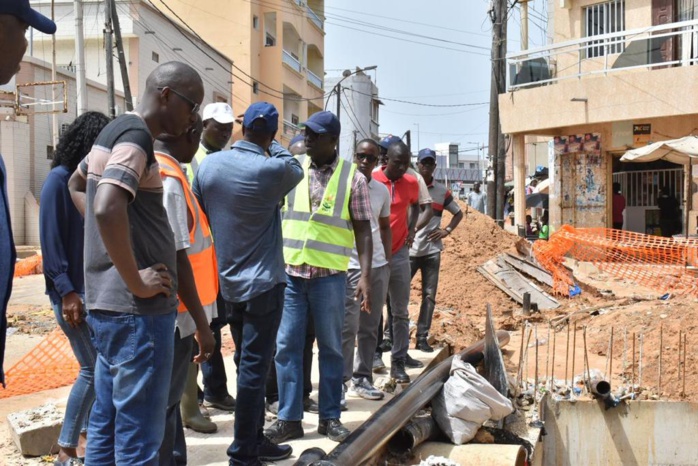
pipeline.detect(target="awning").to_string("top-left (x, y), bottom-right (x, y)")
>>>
top-left (620, 136), bottom-right (698, 165)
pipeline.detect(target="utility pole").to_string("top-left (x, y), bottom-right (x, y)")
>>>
top-left (75, 0), bottom-right (87, 115)
top-left (110, 0), bottom-right (133, 111)
top-left (520, 0), bottom-right (530, 50)
top-left (487, 0), bottom-right (508, 224)
top-left (104, 0), bottom-right (116, 118)
top-left (51, 0), bottom-right (58, 147)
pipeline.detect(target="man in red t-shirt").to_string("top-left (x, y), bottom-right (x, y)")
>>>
top-left (373, 141), bottom-right (420, 383)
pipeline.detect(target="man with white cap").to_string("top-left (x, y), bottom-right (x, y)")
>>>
top-left (0, 0), bottom-right (56, 388)
top-left (184, 102), bottom-right (234, 184)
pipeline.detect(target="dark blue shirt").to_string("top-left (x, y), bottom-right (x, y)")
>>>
top-left (39, 165), bottom-right (85, 304)
top-left (0, 154), bottom-right (17, 387)
top-left (193, 140), bottom-right (303, 303)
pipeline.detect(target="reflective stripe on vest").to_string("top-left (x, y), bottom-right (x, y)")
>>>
top-left (282, 154), bottom-right (356, 271)
top-left (156, 153), bottom-right (219, 312)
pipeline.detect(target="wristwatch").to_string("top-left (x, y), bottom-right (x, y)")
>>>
top-left (445, 227), bottom-right (453, 235)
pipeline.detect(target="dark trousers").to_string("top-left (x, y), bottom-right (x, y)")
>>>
top-left (200, 294), bottom-right (232, 401)
top-left (266, 314), bottom-right (314, 402)
top-left (375, 297), bottom-right (393, 354)
top-left (226, 284), bottom-right (285, 466)
top-left (158, 329), bottom-right (193, 466)
top-left (410, 252), bottom-right (441, 340)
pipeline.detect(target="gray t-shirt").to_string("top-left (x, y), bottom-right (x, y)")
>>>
top-left (79, 114), bottom-right (177, 315)
top-left (411, 180), bottom-right (461, 257)
top-left (349, 178), bottom-right (390, 270)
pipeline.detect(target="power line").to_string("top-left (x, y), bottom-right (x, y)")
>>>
top-left (344, 87), bottom-right (488, 108)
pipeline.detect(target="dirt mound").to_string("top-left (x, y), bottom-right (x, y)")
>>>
top-left (410, 202), bottom-right (521, 351)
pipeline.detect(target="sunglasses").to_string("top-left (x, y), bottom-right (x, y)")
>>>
top-left (355, 153), bottom-right (378, 163)
top-left (158, 87), bottom-right (200, 114)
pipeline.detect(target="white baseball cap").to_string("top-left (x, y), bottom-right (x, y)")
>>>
top-left (202, 102), bottom-right (235, 124)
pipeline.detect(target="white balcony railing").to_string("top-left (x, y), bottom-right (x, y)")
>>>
top-left (293, 0), bottom-right (303, 7)
top-left (507, 18), bottom-right (698, 91)
top-left (307, 69), bottom-right (323, 88)
top-left (283, 119), bottom-right (300, 136)
top-left (282, 50), bottom-right (301, 73)
top-left (307, 5), bottom-right (323, 30)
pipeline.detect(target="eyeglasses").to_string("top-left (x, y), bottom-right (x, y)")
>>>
top-left (355, 153), bottom-right (378, 163)
top-left (158, 87), bottom-right (200, 114)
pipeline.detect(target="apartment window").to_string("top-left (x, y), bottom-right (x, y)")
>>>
top-left (152, 51), bottom-right (160, 63)
top-left (265, 33), bottom-right (276, 47)
top-left (253, 15), bottom-right (259, 29)
top-left (252, 81), bottom-right (259, 94)
top-left (46, 145), bottom-right (54, 160)
top-left (584, 0), bottom-right (625, 58)
top-left (470, 162), bottom-right (477, 169)
top-left (291, 114), bottom-right (299, 126)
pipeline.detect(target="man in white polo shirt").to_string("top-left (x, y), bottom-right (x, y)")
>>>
top-left (184, 102), bottom-right (234, 184)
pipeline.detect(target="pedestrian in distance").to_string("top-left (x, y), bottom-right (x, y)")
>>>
top-left (341, 138), bottom-right (392, 405)
top-left (154, 115), bottom-right (218, 465)
top-left (0, 0), bottom-right (57, 392)
top-left (410, 149), bottom-right (463, 353)
top-left (267, 111), bottom-right (374, 444)
top-left (68, 61), bottom-right (204, 465)
top-left (194, 101), bottom-right (304, 466)
top-left (40, 111), bottom-right (110, 466)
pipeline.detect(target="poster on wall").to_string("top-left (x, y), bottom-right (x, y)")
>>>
top-left (553, 133), bottom-right (601, 156)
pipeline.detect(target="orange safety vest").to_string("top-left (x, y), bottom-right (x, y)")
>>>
top-left (156, 152), bottom-right (219, 313)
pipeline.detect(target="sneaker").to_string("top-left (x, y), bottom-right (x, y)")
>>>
top-left (258, 435), bottom-right (293, 461)
top-left (372, 353), bottom-right (386, 373)
top-left (264, 419), bottom-right (304, 444)
top-left (318, 418), bottom-right (351, 442)
top-left (203, 394), bottom-right (236, 411)
top-left (378, 338), bottom-right (393, 353)
top-left (405, 354), bottom-right (424, 369)
top-left (416, 338), bottom-right (434, 353)
top-left (348, 377), bottom-right (384, 400)
top-left (303, 397), bottom-right (319, 414)
top-left (266, 400), bottom-right (279, 415)
top-left (340, 383), bottom-right (347, 411)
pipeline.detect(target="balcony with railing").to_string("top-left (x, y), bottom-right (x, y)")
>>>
top-left (307, 69), bottom-right (323, 89)
top-left (282, 49), bottom-right (301, 73)
top-left (506, 18), bottom-right (698, 91)
top-left (306, 5), bottom-right (323, 30)
top-left (283, 119), bottom-right (300, 137)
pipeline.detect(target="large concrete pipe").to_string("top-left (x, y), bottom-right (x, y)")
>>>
top-left (411, 442), bottom-right (527, 466)
top-left (295, 330), bottom-right (511, 466)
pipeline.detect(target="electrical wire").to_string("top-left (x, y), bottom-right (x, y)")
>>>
top-left (343, 87), bottom-right (488, 108)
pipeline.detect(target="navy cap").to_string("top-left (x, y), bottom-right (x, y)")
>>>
top-left (418, 148), bottom-right (437, 162)
top-left (242, 102), bottom-right (279, 132)
top-left (289, 134), bottom-right (304, 147)
top-left (379, 135), bottom-right (402, 150)
top-left (0, 0), bottom-right (57, 34)
top-left (302, 111), bottom-right (341, 136)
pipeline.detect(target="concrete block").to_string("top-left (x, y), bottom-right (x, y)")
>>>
top-left (7, 404), bottom-right (62, 457)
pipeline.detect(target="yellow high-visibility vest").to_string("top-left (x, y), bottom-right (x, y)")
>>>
top-left (282, 154), bottom-right (355, 271)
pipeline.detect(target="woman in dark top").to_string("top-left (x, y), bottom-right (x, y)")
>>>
top-left (40, 111), bottom-right (110, 465)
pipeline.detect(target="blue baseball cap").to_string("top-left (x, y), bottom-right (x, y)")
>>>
top-left (379, 135), bottom-right (402, 150)
top-left (242, 102), bottom-right (279, 132)
top-left (418, 148), bottom-right (437, 162)
top-left (289, 134), bottom-right (304, 147)
top-left (0, 0), bottom-right (56, 34)
top-left (302, 111), bottom-right (341, 136)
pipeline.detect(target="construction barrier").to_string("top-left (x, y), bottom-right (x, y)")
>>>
top-left (0, 328), bottom-right (78, 399)
top-left (13, 254), bottom-right (43, 277)
top-left (533, 226), bottom-right (698, 296)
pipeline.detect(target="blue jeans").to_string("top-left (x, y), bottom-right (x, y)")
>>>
top-left (158, 328), bottom-right (193, 466)
top-left (226, 284), bottom-right (284, 466)
top-left (86, 310), bottom-right (176, 466)
top-left (52, 296), bottom-right (96, 448)
top-left (276, 273), bottom-right (346, 421)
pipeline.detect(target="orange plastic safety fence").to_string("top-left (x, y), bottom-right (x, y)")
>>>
top-left (0, 327), bottom-right (78, 399)
top-left (533, 226), bottom-right (698, 296)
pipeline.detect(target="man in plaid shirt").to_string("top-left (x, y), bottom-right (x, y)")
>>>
top-left (268, 111), bottom-right (373, 444)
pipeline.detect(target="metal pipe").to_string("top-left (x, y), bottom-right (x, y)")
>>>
top-left (589, 377), bottom-right (619, 409)
top-left (298, 330), bottom-right (511, 466)
top-left (387, 415), bottom-right (440, 454)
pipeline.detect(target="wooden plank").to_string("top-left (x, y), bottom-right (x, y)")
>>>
top-left (482, 260), bottom-right (560, 310)
top-left (502, 253), bottom-right (554, 287)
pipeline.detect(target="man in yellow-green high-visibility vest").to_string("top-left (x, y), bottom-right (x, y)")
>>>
top-left (265, 111), bottom-right (374, 445)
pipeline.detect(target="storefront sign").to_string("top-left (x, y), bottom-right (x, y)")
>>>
top-left (633, 124), bottom-right (652, 145)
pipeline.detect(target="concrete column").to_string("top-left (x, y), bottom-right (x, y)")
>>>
top-left (513, 133), bottom-right (526, 230)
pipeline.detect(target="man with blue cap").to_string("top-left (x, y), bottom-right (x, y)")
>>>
top-left (194, 102), bottom-right (303, 465)
top-left (267, 111), bottom-right (374, 444)
top-left (0, 0), bottom-right (56, 389)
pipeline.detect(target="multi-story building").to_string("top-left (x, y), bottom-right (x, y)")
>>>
top-left (150, 0), bottom-right (326, 146)
top-left (501, 0), bottom-right (698, 235)
top-left (432, 142), bottom-right (483, 194)
top-left (324, 70), bottom-right (381, 161)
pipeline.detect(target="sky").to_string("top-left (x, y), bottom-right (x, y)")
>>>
top-left (324, 0), bottom-right (549, 157)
